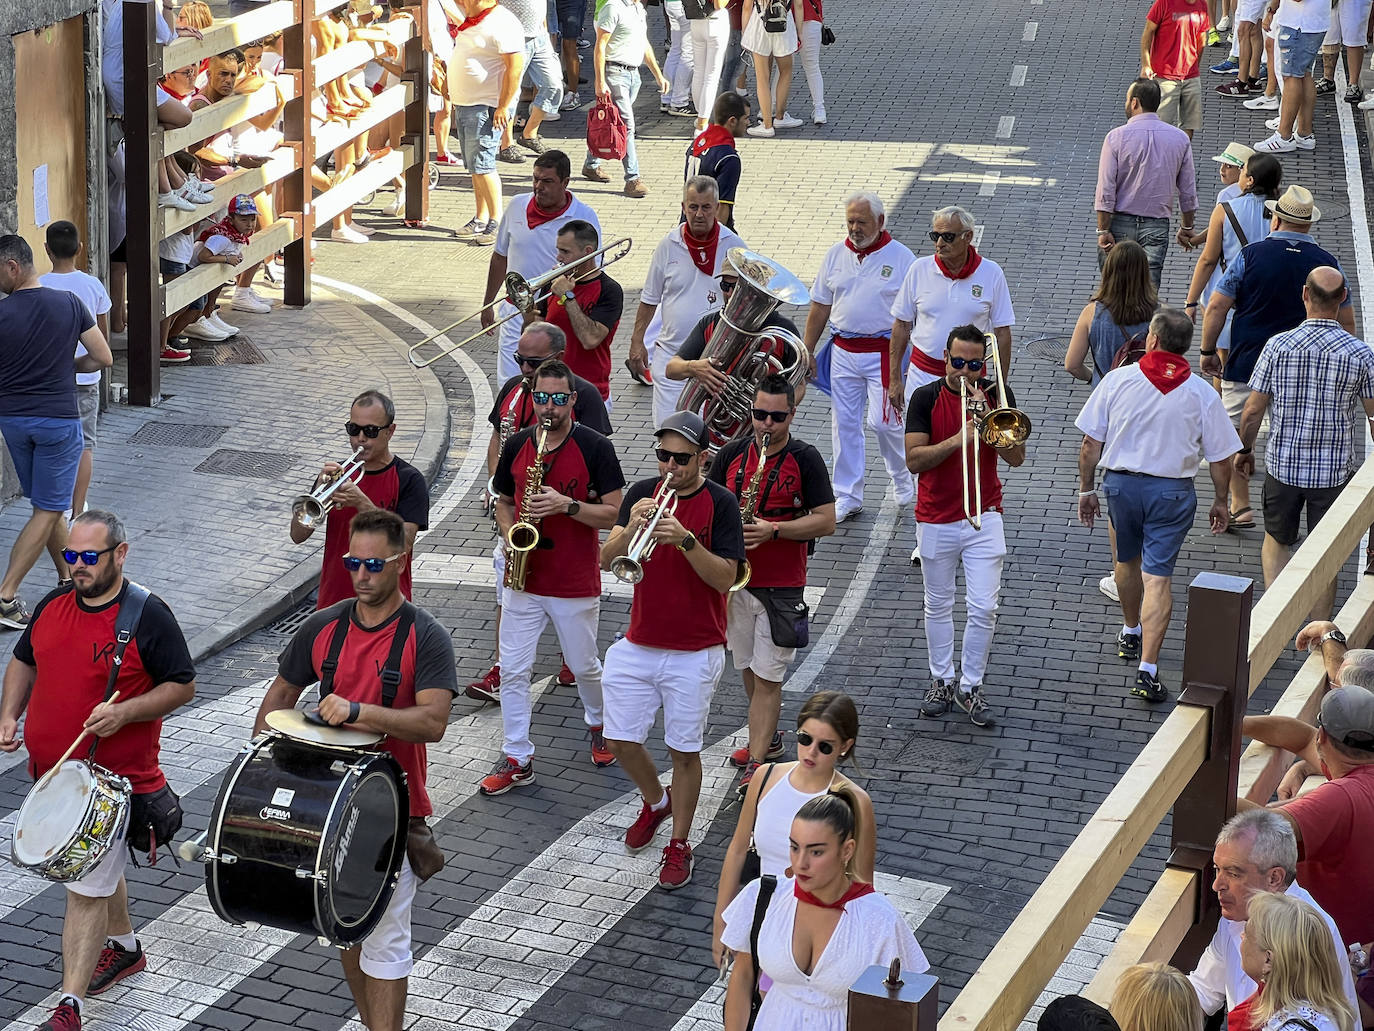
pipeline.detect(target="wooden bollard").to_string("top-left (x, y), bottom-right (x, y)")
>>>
top-left (848, 959), bottom-right (938, 1030)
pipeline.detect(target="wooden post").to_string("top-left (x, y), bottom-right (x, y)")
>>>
top-left (401, 28), bottom-right (430, 226)
top-left (123, 0), bottom-right (161, 405)
top-left (280, 0), bottom-right (313, 308)
top-left (1168, 571), bottom-right (1252, 971)
top-left (850, 964), bottom-right (939, 1030)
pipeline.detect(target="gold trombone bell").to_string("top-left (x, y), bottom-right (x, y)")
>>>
top-left (960, 335), bottom-right (1032, 530)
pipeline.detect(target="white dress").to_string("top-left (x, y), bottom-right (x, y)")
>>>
top-left (1260, 1004), bottom-right (1344, 1031)
top-left (721, 877), bottom-right (930, 1031)
top-left (742, 3), bottom-right (799, 57)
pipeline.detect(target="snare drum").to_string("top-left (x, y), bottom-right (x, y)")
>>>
top-left (11, 761), bottom-right (131, 882)
top-left (203, 722), bottom-right (408, 947)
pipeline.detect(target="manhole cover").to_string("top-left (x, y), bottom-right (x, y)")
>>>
top-left (127, 423), bottom-right (231, 447)
top-left (1318, 200), bottom-right (1349, 221)
top-left (267, 599), bottom-right (316, 636)
top-left (194, 449), bottom-right (299, 478)
top-left (888, 734), bottom-right (992, 775)
top-left (186, 338), bottom-right (267, 366)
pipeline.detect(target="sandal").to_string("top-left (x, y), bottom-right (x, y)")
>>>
top-left (1226, 506), bottom-right (1255, 532)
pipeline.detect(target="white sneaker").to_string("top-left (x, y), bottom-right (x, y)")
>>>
top-left (813, 107), bottom-right (827, 125)
top-left (1253, 131), bottom-right (1297, 152)
top-left (746, 123), bottom-right (775, 137)
top-left (230, 286), bottom-right (273, 313)
top-left (1264, 115), bottom-right (1280, 130)
top-left (1292, 132), bottom-right (1315, 150)
top-left (347, 222), bottom-right (376, 236)
top-left (330, 225), bottom-right (369, 244)
top-left (1098, 574), bottom-right (1120, 603)
top-left (774, 112), bottom-right (803, 129)
top-left (1217, 14), bottom-right (1231, 30)
top-left (834, 503), bottom-right (864, 523)
top-left (382, 190), bottom-right (405, 216)
top-left (177, 183), bottom-right (214, 204)
top-left (185, 174), bottom-right (214, 194)
top-left (1244, 92), bottom-right (1279, 110)
top-left (207, 313), bottom-right (239, 336)
top-left (1360, 93), bottom-right (1374, 110)
top-left (542, 107), bottom-right (561, 122)
top-left (158, 191), bottom-right (197, 212)
top-left (182, 316), bottom-right (231, 341)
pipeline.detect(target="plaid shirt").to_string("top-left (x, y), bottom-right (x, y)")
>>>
top-left (1249, 319), bottom-right (1374, 488)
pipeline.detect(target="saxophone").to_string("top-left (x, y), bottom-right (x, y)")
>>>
top-left (730, 432), bottom-right (771, 594)
top-left (485, 409), bottom-right (519, 518)
top-left (504, 419), bottom-right (551, 591)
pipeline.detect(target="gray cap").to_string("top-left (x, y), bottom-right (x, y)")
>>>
top-left (1319, 686), bottom-right (1374, 753)
top-left (655, 411), bottom-right (709, 449)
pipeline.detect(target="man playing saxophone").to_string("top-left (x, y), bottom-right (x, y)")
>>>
top-left (708, 375), bottom-right (836, 793)
top-left (479, 359), bottom-right (626, 797)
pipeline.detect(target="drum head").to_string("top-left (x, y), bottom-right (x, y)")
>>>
top-left (266, 708), bottom-right (383, 748)
top-left (324, 765), bottom-right (405, 935)
top-left (14, 762), bottom-right (93, 865)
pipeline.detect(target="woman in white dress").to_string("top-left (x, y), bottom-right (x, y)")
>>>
top-left (1231, 893), bottom-right (1357, 1031)
top-left (720, 791), bottom-right (926, 1031)
top-left (741, 0), bottom-right (805, 136)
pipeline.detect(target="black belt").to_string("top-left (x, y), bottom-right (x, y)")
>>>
top-left (608, 61), bottom-right (638, 71)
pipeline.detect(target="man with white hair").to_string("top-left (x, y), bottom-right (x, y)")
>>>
top-left (803, 192), bottom-right (916, 523)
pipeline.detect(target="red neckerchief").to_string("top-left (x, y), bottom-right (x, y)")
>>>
top-left (845, 230), bottom-right (892, 261)
top-left (1137, 350), bottom-right (1192, 394)
top-left (934, 246), bottom-right (982, 280)
top-left (527, 191), bottom-right (573, 230)
top-left (794, 879), bottom-right (875, 912)
top-left (456, 2), bottom-right (498, 31)
top-left (160, 81), bottom-right (191, 101)
top-left (1228, 985), bottom-right (1263, 1031)
top-left (690, 124), bottom-right (735, 156)
top-left (683, 222), bottom-right (721, 276)
top-left (197, 216), bottom-right (252, 246)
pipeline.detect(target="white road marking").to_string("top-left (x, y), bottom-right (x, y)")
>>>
top-left (997, 116), bottom-right (1016, 139)
top-left (1010, 65), bottom-right (1028, 86)
top-left (979, 171), bottom-right (1002, 197)
top-left (1023, 20), bottom-right (1038, 40)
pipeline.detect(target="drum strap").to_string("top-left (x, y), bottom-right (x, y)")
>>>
top-left (319, 601), bottom-right (418, 709)
top-left (89, 581), bottom-right (151, 760)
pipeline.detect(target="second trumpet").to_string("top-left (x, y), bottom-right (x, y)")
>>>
top-left (292, 447), bottom-right (365, 529)
top-left (609, 474), bottom-right (678, 584)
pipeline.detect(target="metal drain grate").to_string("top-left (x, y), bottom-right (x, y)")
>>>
top-left (888, 735), bottom-right (992, 776)
top-left (194, 449), bottom-right (299, 478)
top-left (267, 599), bottom-right (317, 636)
top-left (186, 338), bottom-right (267, 367)
top-left (128, 423), bottom-right (231, 447)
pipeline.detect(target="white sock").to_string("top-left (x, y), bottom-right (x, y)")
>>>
top-left (649, 788), bottom-right (669, 811)
top-left (111, 931), bottom-right (137, 951)
top-left (1123, 623), bottom-right (1142, 637)
top-left (60, 995), bottom-right (82, 1014)
top-left (1139, 661), bottom-right (1159, 676)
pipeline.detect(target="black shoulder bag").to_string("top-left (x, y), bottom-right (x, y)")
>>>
top-left (1219, 201), bottom-right (1250, 272)
top-left (738, 762), bottom-right (775, 883)
top-left (746, 874), bottom-right (778, 1031)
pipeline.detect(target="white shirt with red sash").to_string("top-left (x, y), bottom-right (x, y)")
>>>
top-left (891, 250), bottom-right (1015, 378)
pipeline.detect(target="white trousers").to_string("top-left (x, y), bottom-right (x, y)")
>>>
top-left (918, 513), bottom-right (1006, 690)
top-left (663, 1), bottom-right (695, 107)
top-left (652, 343), bottom-right (687, 426)
top-left (830, 345), bottom-right (913, 510)
top-left (798, 20), bottom-right (825, 113)
top-left (690, 12), bottom-right (730, 119)
top-left (497, 589), bottom-right (605, 763)
top-left (497, 304), bottom-right (522, 383)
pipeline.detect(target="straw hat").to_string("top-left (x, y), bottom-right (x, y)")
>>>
top-left (1264, 185), bottom-right (1321, 224)
top-left (1211, 142), bottom-right (1254, 167)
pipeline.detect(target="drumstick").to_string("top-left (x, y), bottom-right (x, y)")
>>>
top-left (34, 690), bottom-right (123, 792)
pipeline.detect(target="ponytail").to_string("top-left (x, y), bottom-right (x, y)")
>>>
top-left (796, 784), bottom-right (866, 881)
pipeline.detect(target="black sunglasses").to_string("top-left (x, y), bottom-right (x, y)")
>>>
top-left (928, 231), bottom-right (963, 243)
top-left (345, 421), bottom-right (393, 438)
top-left (531, 391), bottom-right (571, 406)
top-left (342, 553), bottom-right (402, 573)
top-left (516, 352), bottom-right (558, 368)
top-left (719, 279), bottom-right (737, 292)
top-left (752, 407), bottom-right (791, 423)
top-left (62, 545), bottom-right (118, 567)
top-left (796, 730), bottom-right (836, 755)
top-left (949, 357), bottom-right (984, 372)
top-left (655, 447), bottom-right (697, 466)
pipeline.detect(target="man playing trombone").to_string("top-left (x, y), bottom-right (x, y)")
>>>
top-left (599, 411), bottom-right (745, 891)
top-left (290, 390), bottom-right (429, 610)
top-left (904, 326), bottom-right (1026, 729)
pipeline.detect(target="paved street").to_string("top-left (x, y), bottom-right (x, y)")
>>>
top-left (1, 0), bottom-right (1372, 1025)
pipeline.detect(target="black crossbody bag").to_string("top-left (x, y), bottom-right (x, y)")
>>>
top-left (732, 454), bottom-right (811, 649)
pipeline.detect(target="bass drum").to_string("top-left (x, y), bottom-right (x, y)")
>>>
top-left (205, 734), bottom-right (408, 947)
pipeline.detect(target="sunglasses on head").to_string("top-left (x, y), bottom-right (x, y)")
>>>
top-left (531, 391), bottom-right (571, 406)
top-left (928, 231), bottom-right (963, 243)
top-left (345, 421), bottom-right (392, 438)
top-left (62, 545), bottom-right (117, 567)
top-left (795, 730), bottom-right (836, 755)
top-left (949, 357), bottom-right (984, 371)
top-left (516, 352), bottom-right (556, 368)
top-left (342, 553), bottom-right (403, 573)
top-left (752, 407), bottom-right (791, 423)
top-left (655, 447), bottom-right (698, 466)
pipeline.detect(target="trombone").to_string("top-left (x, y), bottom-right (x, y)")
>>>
top-left (610, 474), bottom-right (678, 584)
top-left (960, 336), bottom-right (1032, 530)
top-left (292, 446), bottom-right (366, 529)
top-left (407, 237), bottom-right (634, 368)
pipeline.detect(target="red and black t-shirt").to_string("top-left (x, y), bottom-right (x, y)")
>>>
top-left (15, 582), bottom-right (196, 792)
top-left (616, 477), bottom-right (746, 651)
top-left (709, 435), bottom-right (833, 587)
top-left (536, 272), bottom-right (624, 402)
top-left (904, 377), bottom-right (1017, 525)
top-left (488, 374), bottom-right (614, 437)
top-left (318, 456), bottom-right (430, 610)
top-left (675, 310), bottom-right (800, 364)
top-left (277, 600), bottom-right (458, 817)
top-left (492, 423), bottom-right (626, 598)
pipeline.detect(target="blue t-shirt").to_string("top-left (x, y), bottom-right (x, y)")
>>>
top-left (0, 287), bottom-right (94, 419)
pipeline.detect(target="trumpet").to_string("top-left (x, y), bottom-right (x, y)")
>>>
top-left (408, 238), bottom-right (634, 368)
top-left (292, 447), bottom-right (366, 529)
top-left (960, 336), bottom-right (1032, 530)
top-left (610, 475), bottom-right (678, 584)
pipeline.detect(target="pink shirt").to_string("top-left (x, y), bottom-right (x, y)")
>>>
top-left (1095, 113), bottom-right (1198, 217)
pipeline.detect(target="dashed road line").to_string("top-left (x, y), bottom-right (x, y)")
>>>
top-left (1010, 65), bottom-right (1028, 86)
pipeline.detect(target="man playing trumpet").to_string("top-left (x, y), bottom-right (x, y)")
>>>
top-left (290, 390), bottom-right (430, 610)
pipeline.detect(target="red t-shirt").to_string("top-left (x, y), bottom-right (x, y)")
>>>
top-left (1283, 763), bottom-right (1374, 945)
top-left (904, 378), bottom-right (1015, 525)
top-left (617, 477), bottom-right (746, 650)
top-left (1146, 0), bottom-right (1210, 80)
top-left (536, 273), bottom-right (624, 401)
top-left (800, 0), bottom-right (822, 22)
top-left (492, 424), bottom-right (626, 597)
top-left (317, 457), bottom-right (430, 610)
top-left (14, 583), bottom-right (196, 792)
top-left (277, 601), bottom-right (458, 818)
top-left (708, 435), bottom-right (834, 587)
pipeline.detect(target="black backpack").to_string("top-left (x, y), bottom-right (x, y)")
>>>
top-left (758, 0), bottom-right (788, 31)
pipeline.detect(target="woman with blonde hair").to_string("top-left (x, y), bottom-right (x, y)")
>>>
top-left (1109, 962), bottom-right (1203, 1031)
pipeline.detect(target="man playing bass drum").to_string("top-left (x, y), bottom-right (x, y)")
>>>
top-left (709, 375), bottom-right (836, 792)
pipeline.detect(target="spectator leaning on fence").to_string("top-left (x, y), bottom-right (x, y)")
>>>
top-left (1110, 963), bottom-right (1204, 1031)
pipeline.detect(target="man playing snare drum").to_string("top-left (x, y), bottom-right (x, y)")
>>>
top-left (255, 509), bottom-right (456, 1031)
top-left (0, 509), bottom-right (196, 1031)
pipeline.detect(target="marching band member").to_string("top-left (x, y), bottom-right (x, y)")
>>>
top-left (803, 191), bottom-right (916, 523)
top-left (599, 411), bottom-right (746, 891)
top-left (0, 510), bottom-right (196, 1031)
top-left (290, 390), bottom-right (430, 610)
top-left (904, 325), bottom-right (1026, 730)
top-left (256, 509), bottom-right (457, 1031)
top-left (709, 375), bottom-right (835, 790)
top-left (479, 359), bottom-right (626, 795)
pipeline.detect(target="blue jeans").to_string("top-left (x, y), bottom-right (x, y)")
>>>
top-left (1101, 213), bottom-right (1169, 288)
top-left (587, 65), bottom-right (641, 180)
top-left (720, 27), bottom-right (744, 94)
top-left (0, 415), bottom-right (83, 511)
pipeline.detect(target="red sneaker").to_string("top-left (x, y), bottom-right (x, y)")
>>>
top-left (658, 839), bottom-right (693, 890)
top-left (478, 756), bottom-right (534, 796)
top-left (464, 665), bottom-right (501, 703)
top-left (159, 345), bottom-right (191, 364)
top-left (736, 760), bottom-right (763, 797)
top-left (434, 152), bottom-right (461, 166)
top-left (728, 731), bottom-right (785, 769)
top-left (589, 726), bottom-right (616, 768)
top-left (625, 787), bottom-right (671, 852)
top-left (88, 939), bottom-right (146, 995)
top-left (557, 662), bottom-right (577, 686)
top-left (38, 1000), bottom-right (81, 1030)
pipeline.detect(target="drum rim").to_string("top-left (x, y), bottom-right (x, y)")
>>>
top-left (12, 761), bottom-right (129, 876)
top-left (205, 737), bottom-right (263, 926)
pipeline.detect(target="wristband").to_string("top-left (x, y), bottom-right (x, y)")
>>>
top-left (1079, 489), bottom-right (1097, 497)
top-left (1238, 447), bottom-right (1253, 455)
top-left (772, 524), bottom-right (780, 540)
top-left (345, 700), bottom-right (361, 723)
top-left (1184, 302), bottom-right (1198, 309)
top-left (1199, 348), bottom-right (1217, 356)
top-left (1096, 230), bottom-right (1110, 236)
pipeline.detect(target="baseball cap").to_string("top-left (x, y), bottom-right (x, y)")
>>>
top-left (228, 194), bottom-right (259, 215)
top-left (654, 411), bottom-right (709, 450)
top-left (1211, 142), bottom-right (1254, 167)
top-left (1318, 686), bottom-right (1374, 753)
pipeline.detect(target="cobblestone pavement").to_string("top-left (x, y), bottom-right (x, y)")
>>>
top-left (1, 0), bottom-right (1372, 1025)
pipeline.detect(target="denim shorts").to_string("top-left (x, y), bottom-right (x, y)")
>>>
top-left (160, 257), bottom-right (206, 312)
top-left (1102, 470), bottom-right (1196, 577)
top-left (455, 105), bottom-right (501, 175)
top-left (0, 415), bottom-right (84, 511)
top-left (555, 0), bottom-right (586, 40)
top-left (1277, 26), bottom-right (1325, 78)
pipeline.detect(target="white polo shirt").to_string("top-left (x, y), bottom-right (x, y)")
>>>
top-left (1075, 363), bottom-right (1241, 478)
top-left (642, 223), bottom-right (745, 354)
top-left (493, 192), bottom-right (602, 323)
top-left (891, 254), bottom-right (1016, 364)
top-left (448, 4), bottom-right (523, 108)
top-left (812, 237), bottom-right (916, 337)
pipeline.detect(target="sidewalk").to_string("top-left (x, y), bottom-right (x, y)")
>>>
top-left (0, 284), bottom-right (449, 663)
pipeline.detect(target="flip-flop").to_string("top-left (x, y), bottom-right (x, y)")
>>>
top-left (1227, 506), bottom-right (1255, 533)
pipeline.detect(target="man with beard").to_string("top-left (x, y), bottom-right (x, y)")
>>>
top-left (0, 509), bottom-right (196, 1031)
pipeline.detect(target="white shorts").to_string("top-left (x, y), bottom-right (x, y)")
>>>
top-left (1326, 0), bottom-right (1372, 45)
top-left (742, 14), bottom-right (798, 57)
top-left (67, 811), bottom-right (129, 900)
top-left (601, 638), bottom-right (725, 753)
top-left (359, 859), bottom-right (417, 979)
top-left (726, 590), bottom-right (796, 683)
top-left (1237, 0), bottom-right (1267, 23)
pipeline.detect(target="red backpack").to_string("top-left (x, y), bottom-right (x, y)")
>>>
top-left (586, 96), bottom-right (627, 161)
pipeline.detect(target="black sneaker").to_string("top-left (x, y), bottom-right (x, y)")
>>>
top-left (666, 102), bottom-right (697, 117)
top-left (955, 687), bottom-right (996, 728)
top-left (1314, 77), bottom-right (1336, 94)
top-left (1345, 84), bottom-right (1365, 104)
top-left (517, 135), bottom-right (548, 154)
top-left (0, 596), bottom-right (31, 630)
top-left (496, 145), bottom-right (526, 164)
top-left (88, 939), bottom-right (146, 995)
top-left (1116, 629), bottom-right (1142, 661)
top-left (1131, 670), bottom-right (1168, 703)
top-left (920, 678), bottom-right (954, 718)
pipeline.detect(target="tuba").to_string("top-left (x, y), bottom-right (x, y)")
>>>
top-left (676, 248), bottom-right (811, 453)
